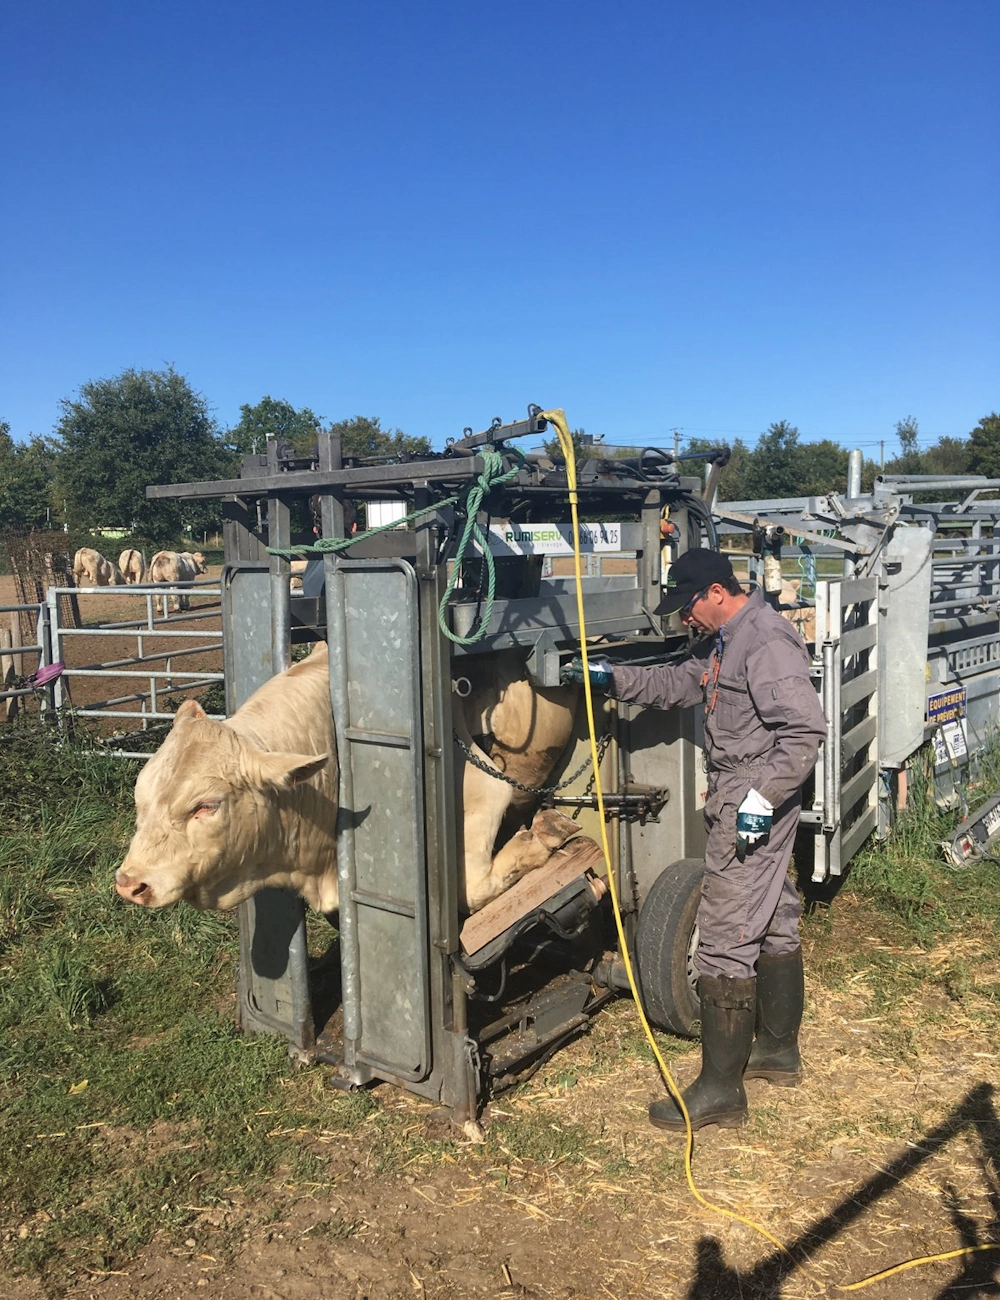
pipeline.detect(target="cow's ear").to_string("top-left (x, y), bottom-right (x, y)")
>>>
top-left (174, 699), bottom-right (207, 725)
top-left (256, 751), bottom-right (329, 790)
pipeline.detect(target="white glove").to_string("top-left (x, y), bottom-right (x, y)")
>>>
top-left (736, 788), bottom-right (774, 861)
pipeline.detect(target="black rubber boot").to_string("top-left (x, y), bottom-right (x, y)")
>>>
top-left (744, 948), bottom-right (804, 1087)
top-left (648, 975), bottom-right (756, 1132)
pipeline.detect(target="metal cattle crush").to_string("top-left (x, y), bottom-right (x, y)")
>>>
top-left (143, 425), bottom-right (1000, 1117)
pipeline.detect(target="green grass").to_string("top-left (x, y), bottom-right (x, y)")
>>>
top-left (0, 730), bottom-right (333, 1286)
top-left (845, 746), bottom-right (1000, 944)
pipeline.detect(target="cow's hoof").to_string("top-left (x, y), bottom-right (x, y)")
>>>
top-left (530, 808), bottom-right (581, 849)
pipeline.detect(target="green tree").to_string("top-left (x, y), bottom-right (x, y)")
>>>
top-left (227, 396), bottom-right (323, 458)
top-left (894, 416), bottom-right (922, 473)
top-left (543, 425), bottom-right (591, 463)
top-left (922, 435), bottom-right (972, 477)
top-left (683, 436), bottom-right (753, 501)
top-left (0, 425), bottom-right (56, 529)
top-left (54, 368), bottom-right (235, 537)
top-left (742, 421), bottom-right (802, 499)
top-left (327, 415), bottom-right (431, 459)
top-left (794, 438), bottom-right (849, 497)
top-left (968, 413), bottom-right (1000, 478)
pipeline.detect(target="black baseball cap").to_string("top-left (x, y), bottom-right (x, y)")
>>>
top-left (656, 548), bottom-right (735, 615)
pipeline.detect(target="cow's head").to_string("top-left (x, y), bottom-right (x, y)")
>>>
top-left (116, 699), bottom-right (328, 910)
top-left (190, 552), bottom-right (207, 574)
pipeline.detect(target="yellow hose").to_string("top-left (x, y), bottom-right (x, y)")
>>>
top-left (540, 406), bottom-right (1000, 1293)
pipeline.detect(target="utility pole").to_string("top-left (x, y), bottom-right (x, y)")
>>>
top-left (880, 440), bottom-right (884, 472)
top-left (672, 428), bottom-right (680, 461)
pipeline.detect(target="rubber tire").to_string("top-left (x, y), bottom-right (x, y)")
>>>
top-left (634, 857), bottom-right (704, 1038)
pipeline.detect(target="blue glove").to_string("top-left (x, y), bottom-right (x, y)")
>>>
top-left (735, 788), bottom-right (773, 861)
top-left (560, 656), bottom-right (613, 689)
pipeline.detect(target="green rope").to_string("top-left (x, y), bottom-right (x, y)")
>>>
top-left (268, 497), bottom-right (459, 560)
top-left (436, 448), bottom-right (525, 644)
top-left (266, 446), bottom-right (526, 645)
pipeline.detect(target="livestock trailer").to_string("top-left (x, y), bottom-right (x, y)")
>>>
top-left (146, 416), bottom-right (1000, 1118)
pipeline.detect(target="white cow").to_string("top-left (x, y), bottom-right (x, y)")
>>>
top-left (146, 550), bottom-right (208, 612)
top-left (777, 577), bottom-right (816, 645)
top-left (118, 548), bottom-right (147, 584)
top-left (115, 643), bottom-right (582, 915)
top-left (453, 651), bottom-right (582, 910)
top-left (72, 547), bottom-right (125, 587)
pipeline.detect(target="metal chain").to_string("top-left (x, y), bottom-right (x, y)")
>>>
top-left (454, 730), bottom-right (612, 796)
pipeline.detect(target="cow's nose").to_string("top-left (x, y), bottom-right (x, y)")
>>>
top-left (115, 871), bottom-right (152, 905)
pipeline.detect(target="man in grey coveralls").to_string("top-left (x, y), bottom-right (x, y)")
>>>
top-left (568, 547), bottom-right (826, 1131)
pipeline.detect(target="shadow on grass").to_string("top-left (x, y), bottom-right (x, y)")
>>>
top-left (684, 1082), bottom-right (1000, 1299)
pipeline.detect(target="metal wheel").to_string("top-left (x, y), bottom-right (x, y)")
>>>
top-left (634, 857), bottom-right (704, 1038)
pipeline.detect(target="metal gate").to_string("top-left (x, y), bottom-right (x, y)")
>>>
top-left (327, 558), bottom-right (431, 1084)
top-left (812, 574), bottom-right (879, 881)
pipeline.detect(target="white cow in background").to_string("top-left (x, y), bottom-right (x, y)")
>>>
top-left (72, 547), bottom-right (125, 587)
top-left (146, 550), bottom-right (207, 612)
top-left (777, 578), bottom-right (817, 645)
top-left (290, 559), bottom-right (308, 591)
top-left (118, 548), bottom-right (147, 584)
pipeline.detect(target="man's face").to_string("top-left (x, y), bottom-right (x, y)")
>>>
top-left (680, 583), bottom-right (727, 635)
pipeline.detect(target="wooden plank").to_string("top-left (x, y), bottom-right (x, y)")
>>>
top-left (460, 836), bottom-right (606, 956)
top-left (0, 627), bottom-right (15, 721)
top-left (8, 612), bottom-right (21, 675)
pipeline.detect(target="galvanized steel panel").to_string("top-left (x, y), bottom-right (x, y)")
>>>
top-left (812, 576), bottom-right (879, 882)
top-left (225, 566), bottom-right (314, 1054)
top-left (224, 567), bottom-right (276, 708)
top-left (332, 559), bottom-right (431, 1083)
top-left (878, 527), bottom-right (933, 768)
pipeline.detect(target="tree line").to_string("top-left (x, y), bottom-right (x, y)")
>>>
top-left (679, 416), bottom-right (999, 501)
top-left (565, 415), bottom-right (999, 502)
top-left (1, 365), bottom-right (997, 540)
top-left (0, 368), bottom-right (431, 540)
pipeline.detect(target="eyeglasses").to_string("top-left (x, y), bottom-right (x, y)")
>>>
top-left (680, 587), bottom-right (709, 620)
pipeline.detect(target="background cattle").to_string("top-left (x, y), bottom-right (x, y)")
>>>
top-left (145, 550), bottom-right (207, 611)
top-left (72, 547), bottom-right (125, 587)
top-left (115, 643), bottom-right (582, 916)
top-left (118, 548), bottom-right (147, 584)
top-left (777, 577), bottom-right (817, 644)
top-left (290, 558), bottom-right (308, 591)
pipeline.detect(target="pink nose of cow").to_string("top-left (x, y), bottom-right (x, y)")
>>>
top-left (115, 870), bottom-right (152, 905)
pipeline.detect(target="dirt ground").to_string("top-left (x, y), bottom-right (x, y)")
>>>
top-left (1, 897), bottom-right (998, 1300)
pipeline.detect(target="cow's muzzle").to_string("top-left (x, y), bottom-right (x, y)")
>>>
top-left (115, 869), bottom-right (153, 906)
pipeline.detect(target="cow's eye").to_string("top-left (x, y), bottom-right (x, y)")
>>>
top-left (190, 800), bottom-right (222, 819)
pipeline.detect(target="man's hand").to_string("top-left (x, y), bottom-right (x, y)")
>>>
top-left (559, 656), bottom-right (613, 689)
top-left (735, 788), bottom-right (774, 861)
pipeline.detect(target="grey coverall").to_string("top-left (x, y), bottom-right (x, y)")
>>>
top-left (611, 588), bottom-right (826, 980)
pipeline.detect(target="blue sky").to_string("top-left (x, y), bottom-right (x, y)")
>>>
top-left (2, 0), bottom-right (997, 458)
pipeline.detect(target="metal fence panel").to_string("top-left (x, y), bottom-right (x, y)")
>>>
top-left (813, 576), bottom-right (879, 881)
top-left (328, 559), bottom-right (431, 1083)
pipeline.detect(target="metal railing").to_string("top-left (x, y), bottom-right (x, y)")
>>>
top-left (46, 582), bottom-right (225, 758)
